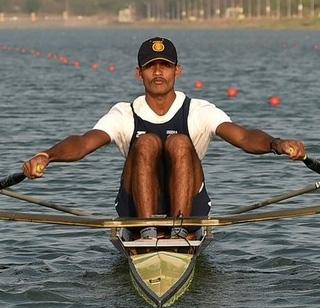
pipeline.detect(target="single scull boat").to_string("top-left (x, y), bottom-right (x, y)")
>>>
top-left (110, 226), bottom-right (213, 307)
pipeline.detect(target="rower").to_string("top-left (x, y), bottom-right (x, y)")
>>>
top-left (22, 36), bottom-right (306, 239)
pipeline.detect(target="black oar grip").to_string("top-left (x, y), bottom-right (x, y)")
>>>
top-left (303, 157), bottom-right (320, 174)
top-left (0, 173), bottom-right (26, 189)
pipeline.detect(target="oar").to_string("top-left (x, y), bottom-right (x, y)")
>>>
top-left (0, 164), bottom-right (45, 189)
top-left (302, 156), bottom-right (320, 174)
top-left (230, 181), bottom-right (320, 214)
top-left (0, 188), bottom-right (91, 216)
top-left (0, 205), bottom-right (320, 228)
top-left (0, 172), bottom-right (26, 189)
top-left (216, 205), bottom-right (320, 226)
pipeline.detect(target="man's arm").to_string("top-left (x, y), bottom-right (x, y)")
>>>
top-left (216, 122), bottom-right (305, 160)
top-left (23, 129), bottom-right (111, 179)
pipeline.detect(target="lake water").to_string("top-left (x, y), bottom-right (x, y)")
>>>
top-left (0, 28), bottom-right (320, 308)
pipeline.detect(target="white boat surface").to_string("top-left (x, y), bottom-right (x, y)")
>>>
top-left (110, 226), bottom-right (213, 307)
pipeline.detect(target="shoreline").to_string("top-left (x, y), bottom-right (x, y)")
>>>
top-left (1, 15), bottom-right (320, 31)
top-left (0, 15), bottom-right (320, 31)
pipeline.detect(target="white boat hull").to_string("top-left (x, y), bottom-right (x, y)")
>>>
top-left (110, 227), bottom-right (213, 307)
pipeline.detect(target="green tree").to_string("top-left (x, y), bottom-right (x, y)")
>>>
top-left (70, 0), bottom-right (99, 15)
top-left (0, 0), bottom-right (9, 12)
top-left (96, 0), bottom-right (133, 12)
top-left (24, 0), bottom-right (41, 13)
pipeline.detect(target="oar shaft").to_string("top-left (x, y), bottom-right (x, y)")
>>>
top-left (218, 205), bottom-right (320, 226)
top-left (1, 206), bottom-right (320, 228)
top-left (0, 188), bottom-right (90, 216)
top-left (0, 211), bottom-right (103, 228)
top-left (0, 173), bottom-right (26, 189)
top-left (231, 181), bottom-right (320, 214)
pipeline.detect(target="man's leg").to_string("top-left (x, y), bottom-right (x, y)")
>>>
top-left (164, 134), bottom-right (204, 217)
top-left (122, 133), bottom-right (163, 218)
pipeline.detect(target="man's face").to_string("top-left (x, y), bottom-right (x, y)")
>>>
top-left (137, 60), bottom-right (181, 96)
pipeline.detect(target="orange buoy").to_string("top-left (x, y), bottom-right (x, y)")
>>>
top-left (194, 80), bottom-right (204, 89)
top-left (227, 87), bottom-right (238, 98)
top-left (268, 96), bottom-right (282, 106)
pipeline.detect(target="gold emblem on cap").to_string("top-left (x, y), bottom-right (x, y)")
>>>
top-left (152, 40), bottom-right (165, 52)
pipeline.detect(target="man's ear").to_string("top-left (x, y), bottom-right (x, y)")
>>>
top-left (175, 64), bottom-right (183, 79)
top-left (135, 67), bottom-right (142, 80)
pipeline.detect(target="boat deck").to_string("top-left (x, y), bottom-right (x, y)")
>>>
top-left (110, 226), bottom-right (213, 256)
top-left (122, 238), bottom-right (202, 247)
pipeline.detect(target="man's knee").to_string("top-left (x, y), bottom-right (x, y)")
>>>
top-left (165, 134), bottom-right (193, 157)
top-left (132, 133), bottom-right (163, 156)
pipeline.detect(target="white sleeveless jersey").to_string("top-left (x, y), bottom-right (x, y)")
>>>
top-left (93, 91), bottom-right (231, 160)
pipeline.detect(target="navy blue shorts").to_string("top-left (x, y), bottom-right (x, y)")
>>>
top-left (115, 183), bottom-right (211, 218)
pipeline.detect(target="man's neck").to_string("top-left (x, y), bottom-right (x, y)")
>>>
top-left (145, 91), bottom-right (176, 116)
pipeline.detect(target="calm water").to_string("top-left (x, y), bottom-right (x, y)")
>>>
top-left (0, 29), bottom-right (320, 308)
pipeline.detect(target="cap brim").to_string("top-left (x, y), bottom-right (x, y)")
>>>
top-left (141, 57), bottom-right (176, 67)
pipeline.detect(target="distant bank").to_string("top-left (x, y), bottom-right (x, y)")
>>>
top-left (1, 14), bottom-right (320, 30)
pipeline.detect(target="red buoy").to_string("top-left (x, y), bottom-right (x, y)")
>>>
top-left (194, 80), bottom-right (204, 89)
top-left (91, 63), bottom-right (100, 71)
top-left (227, 87), bottom-right (238, 98)
top-left (73, 61), bottom-right (81, 68)
top-left (268, 96), bottom-right (282, 106)
top-left (58, 55), bottom-right (69, 65)
top-left (107, 64), bottom-right (116, 73)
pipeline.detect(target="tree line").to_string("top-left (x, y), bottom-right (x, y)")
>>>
top-left (0, 0), bottom-right (319, 18)
top-left (0, 0), bottom-right (133, 14)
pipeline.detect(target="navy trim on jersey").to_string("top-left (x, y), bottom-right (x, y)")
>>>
top-left (129, 96), bottom-right (191, 147)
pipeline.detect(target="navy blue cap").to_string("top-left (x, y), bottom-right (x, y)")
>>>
top-left (138, 37), bottom-right (178, 67)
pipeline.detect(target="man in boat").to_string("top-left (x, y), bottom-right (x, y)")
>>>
top-left (23, 37), bottom-right (306, 239)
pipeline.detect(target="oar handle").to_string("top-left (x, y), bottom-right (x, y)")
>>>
top-left (288, 149), bottom-right (320, 174)
top-left (303, 156), bottom-right (320, 174)
top-left (0, 172), bottom-right (26, 189)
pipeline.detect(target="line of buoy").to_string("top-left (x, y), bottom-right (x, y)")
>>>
top-left (1, 43), bottom-right (285, 106)
top-left (0, 43), bottom-right (116, 74)
top-left (226, 86), bottom-right (282, 107)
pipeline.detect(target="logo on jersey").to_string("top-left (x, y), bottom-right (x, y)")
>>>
top-left (136, 131), bottom-right (146, 138)
top-left (166, 130), bottom-right (178, 135)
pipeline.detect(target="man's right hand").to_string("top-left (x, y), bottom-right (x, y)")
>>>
top-left (23, 152), bottom-right (49, 179)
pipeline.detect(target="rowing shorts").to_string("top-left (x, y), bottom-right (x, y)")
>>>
top-left (115, 183), bottom-right (211, 218)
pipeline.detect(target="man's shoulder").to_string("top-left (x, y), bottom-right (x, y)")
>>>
top-left (189, 97), bottom-right (230, 121)
top-left (131, 95), bottom-right (147, 109)
top-left (109, 101), bottom-right (133, 114)
top-left (113, 101), bottom-right (131, 108)
top-left (189, 97), bottom-right (218, 110)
